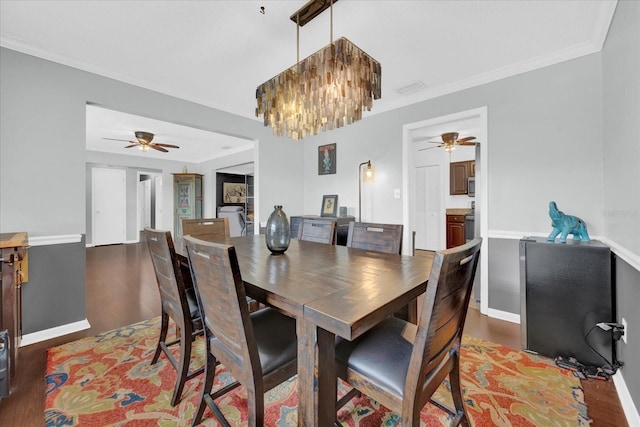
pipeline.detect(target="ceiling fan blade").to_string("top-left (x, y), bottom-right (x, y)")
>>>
top-left (150, 144), bottom-right (169, 153)
top-left (104, 138), bottom-right (135, 143)
top-left (418, 144), bottom-right (443, 151)
top-left (124, 144), bottom-right (139, 148)
top-left (153, 143), bottom-right (180, 149)
top-left (459, 141), bottom-right (477, 146)
top-left (457, 136), bottom-right (476, 143)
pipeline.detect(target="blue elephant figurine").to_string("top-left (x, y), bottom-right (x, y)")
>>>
top-left (547, 201), bottom-right (590, 243)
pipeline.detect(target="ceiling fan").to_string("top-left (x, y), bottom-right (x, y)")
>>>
top-left (419, 132), bottom-right (477, 152)
top-left (103, 131), bottom-right (180, 153)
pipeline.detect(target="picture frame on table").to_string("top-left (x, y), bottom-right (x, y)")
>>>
top-left (321, 194), bottom-right (338, 217)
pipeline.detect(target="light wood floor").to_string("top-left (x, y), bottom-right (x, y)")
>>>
top-left (0, 242), bottom-right (628, 426)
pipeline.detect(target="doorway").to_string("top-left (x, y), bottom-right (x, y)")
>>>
top-left (402, 106), bottom-right (488, 314)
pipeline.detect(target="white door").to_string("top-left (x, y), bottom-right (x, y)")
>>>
top-left (413, 165), bottom-right (441, 250)
top-left (92, 168), bottom-right (126, 245)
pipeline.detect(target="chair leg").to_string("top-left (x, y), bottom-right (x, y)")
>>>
top-left (151, 312), bottom-right (169, 365)
top-left (246, 383), bottom-right (264, 427)
top-left (192, 351), bottom-right (217, 426)
top-left (171, 323), bottom-right (192, 406)
top-left (449, 358), bottom-right (470, 427)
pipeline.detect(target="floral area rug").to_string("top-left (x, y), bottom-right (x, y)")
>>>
top-left (45, 317), bottom-right (590, 426)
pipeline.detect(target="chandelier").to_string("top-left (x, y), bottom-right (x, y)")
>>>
top-left (255, 0), bottom-right (382, 141)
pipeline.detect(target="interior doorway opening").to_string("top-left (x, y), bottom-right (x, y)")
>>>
top-left (402, 106), bottom-right (488, 314)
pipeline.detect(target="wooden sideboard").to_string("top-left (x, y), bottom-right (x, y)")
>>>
top-left (290, 216), bottom-right (355, 246)
top-left (0, 232), bottom-right (28, 378)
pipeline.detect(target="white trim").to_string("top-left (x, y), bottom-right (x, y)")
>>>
top-left (487, 308), bottom-right (521, 324)
top-left (599, 237), bottom-right (640, 272)
top-left (613, 371), bottom-right (640, 427)
top-left (28, 234), bottom-right (83, 246)
top-left (20, 319), bottom-right (91, 347)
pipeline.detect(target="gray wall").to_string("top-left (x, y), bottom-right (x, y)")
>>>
top-left (1, 47), bottom-right (303, 332)
top-left (602, 0), bottom-right (640, 415)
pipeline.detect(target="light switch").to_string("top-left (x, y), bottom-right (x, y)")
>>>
top-left (394, 188), bottom-right (401, 199)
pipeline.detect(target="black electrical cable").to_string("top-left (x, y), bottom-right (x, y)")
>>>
top-left (583, 325), bottom-right (624, 378)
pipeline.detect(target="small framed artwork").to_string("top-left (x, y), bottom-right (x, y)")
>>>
top-left (318, 143), bottom-right (337, 175)
top-left (222, 182), bottom-right (246, 203)
top-left (321, 194), bottom-right (338, 217)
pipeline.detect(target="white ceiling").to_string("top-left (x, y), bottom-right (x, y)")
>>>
top-left (0, 0), bottom-right (617, 162)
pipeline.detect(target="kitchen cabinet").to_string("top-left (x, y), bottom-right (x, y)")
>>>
top-left (173, 173), bottom-right (203, 239)
top-left (450, 160), bottom-right (475, 195)
top-left (446, 215), bottom-right (466, 248)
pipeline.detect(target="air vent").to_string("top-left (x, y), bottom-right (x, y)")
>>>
top-left (395, 81), bottom-right (426, 95)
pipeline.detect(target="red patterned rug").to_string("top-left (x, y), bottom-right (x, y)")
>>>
top-left (45, 317), bottom-right (590, 426)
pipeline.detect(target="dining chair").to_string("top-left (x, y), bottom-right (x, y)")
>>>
top-left (181, 217), bottom-right (230, 242)
top-left (335, 238), bottom-right (482, 427)
top-left (346, 221), bottom-right (416, 321)
top-left (297, 217), bottom-right (337, 244)
top-left (143, 228), bottom-right (204, 406)
top-left (346, 221), bottom-right (403, 254)
top-left (184, 236), bottom-right (298, 427)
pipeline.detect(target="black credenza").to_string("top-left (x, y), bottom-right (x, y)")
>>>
top-left (290, 215), bottom-right (355, 246)
top-left (519, 237), bottom-right (614, 367)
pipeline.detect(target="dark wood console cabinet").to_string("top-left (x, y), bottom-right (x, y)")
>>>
top-left (290, 216), bottom-right (355, 246)
top-left (0, 232), bottom-right (28, 378)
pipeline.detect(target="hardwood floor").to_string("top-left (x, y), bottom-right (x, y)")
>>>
top-left (0, 242), bottom-right (628, 426)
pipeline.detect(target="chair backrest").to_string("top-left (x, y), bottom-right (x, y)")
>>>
top-left (297, 218), bottom-right (337, 244)
top-left (183, 236), bottom-right (260, 377)
top-left (346, 222), bottom-right (403, 254)
top-left (143, 228), bottom-right (191, 323)
top-left (182, 217), bottom-right (230, 242)
top-left (407, 238), bottom-right (482, 401)
top-left (218, 206), bottom-right (246, 237)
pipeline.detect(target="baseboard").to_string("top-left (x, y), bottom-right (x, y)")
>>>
top-left (613, 371), bottom-right (640, 426)
top-left (487, 308), bottom-right (521, 324)
top-left (28, 234), bottom-right (83, 246)
top-left (20, 319), bottom-right (91, 347)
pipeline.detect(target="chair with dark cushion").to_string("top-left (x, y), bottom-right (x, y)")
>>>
top-left (297, 217), bottom-right (337, 244)
top-left (182, 217), bottom-right (230, 242)
top-left (336, 238), bottom-right (482, 427)
top-left (143, 227), bottom-right (204, 406)
top-left (184, 236), bottom-right (298, 427)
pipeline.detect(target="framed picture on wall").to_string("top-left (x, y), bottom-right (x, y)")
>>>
top-left (222, 182), bottom-right (246, 203)
top-left (318, 143), bottom-right (337, 175)
top-left (321, 194), bottom-right (338, 217)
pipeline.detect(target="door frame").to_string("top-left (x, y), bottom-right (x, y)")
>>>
top-left (402, 106), bottom-right (489, 314)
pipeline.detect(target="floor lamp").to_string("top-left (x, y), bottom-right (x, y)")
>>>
top-left (358, 160), bottom-right (376, 222)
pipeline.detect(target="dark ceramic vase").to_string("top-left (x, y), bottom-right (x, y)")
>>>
top-left (265, 205), bottom-right (290, 254)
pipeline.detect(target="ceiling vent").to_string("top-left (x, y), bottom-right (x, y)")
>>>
top-left (395, 81), bottom-right (426, 95)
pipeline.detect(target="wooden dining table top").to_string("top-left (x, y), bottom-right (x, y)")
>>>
top-left (176, 234), bottom-right (433, 339)
top-left (175, 234), bottom-right (434, 425)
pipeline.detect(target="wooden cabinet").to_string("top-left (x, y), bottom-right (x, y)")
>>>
top-left (173, 174), bottom-right (203, 239)
top-left (446, 215), bottom-right (466, 248)
top-left (290, 216), bottom-right (355, 246)
top-left (1, 232), bottom-right (28, 378)
top-left (450, 160), bottom-right (475, 195)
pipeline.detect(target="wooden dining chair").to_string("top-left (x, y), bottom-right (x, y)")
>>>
top-left (181, 217), bottom-right (230, 242)
top-left (143, 228), bottom-right (204, 406)
top-left (346, 221), bottom-right (416, 321)
top-left (184, 236), bottom-right (298, 427)
top-left (297, 218), bottom-right (337, 244)
top-left (336, 238), bottom-right (482, 427)
top-left (346, 221), bottom-right (403, 254)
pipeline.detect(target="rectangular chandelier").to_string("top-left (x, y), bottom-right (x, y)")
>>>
top-left (255, 35), bottom-right (381, 141)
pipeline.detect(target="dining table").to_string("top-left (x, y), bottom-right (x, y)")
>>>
top-left (175, 234), bottom-right (433, 426)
